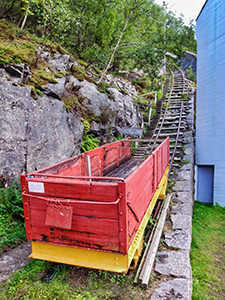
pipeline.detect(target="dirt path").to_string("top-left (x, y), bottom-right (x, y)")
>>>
top-left (0, 242), bottom-right (31, 285)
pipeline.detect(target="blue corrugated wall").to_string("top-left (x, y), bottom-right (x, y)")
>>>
top-left (196, 0), bottom-right (225, 206)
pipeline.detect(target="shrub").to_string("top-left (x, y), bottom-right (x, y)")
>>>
top-left (81, 134), bottom-right (100, 152)
top-left (0, 182), bottom-right (24, 220)
top-left (186, 66), bottom-right (196, 82)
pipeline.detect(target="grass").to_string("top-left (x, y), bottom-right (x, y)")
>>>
top-left (191, 201), bottom-right (225, 300)
top-left (0, 260), bottom-right (146, 300)
top-left (0, 212), bottom-right (26, 254)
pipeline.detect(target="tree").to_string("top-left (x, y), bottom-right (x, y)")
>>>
top-left (98, 0), bottom-right (139, 82)
top-left (20, 0), bottom-right (41, 30)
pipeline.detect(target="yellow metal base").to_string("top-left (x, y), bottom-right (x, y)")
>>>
top-left (30, 167), bottom-right (168, 273)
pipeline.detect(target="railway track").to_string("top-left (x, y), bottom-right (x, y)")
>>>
top-left (133, 69), bottom-right (191, 169)
top-left (133, 68), bottom-right (195, 285)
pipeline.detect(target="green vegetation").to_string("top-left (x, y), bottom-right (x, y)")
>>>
top-left (62, 95), bottom-right (78, 111)
top-left (0, 20), bottom-right (36, 64)
top-left (0, 183), bottom-right (26, 253)
top-left (186, 66), bottom-right (196, 83)
top-left (54, 70), bottom-right (67, 78)
top-left (29, 66), bottom-right (59, 87)
top-left (0, 261), bottom-right (145, 300)
top-left (191, 202), bottom-right (225, 300)
top-left (81, 134), bottom-right (100, 152)
top-left (0, 20), bottom-right (69, 92)
top-left (0, 0), bottom-right (196, 79)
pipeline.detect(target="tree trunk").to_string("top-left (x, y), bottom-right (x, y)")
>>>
top-left (98, 0), bottom-right (138, 83)
top-left (20, 0), bottom-right (31, 30)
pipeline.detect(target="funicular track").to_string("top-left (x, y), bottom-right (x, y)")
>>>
top-left (132, 68), bottom-right (194, 285)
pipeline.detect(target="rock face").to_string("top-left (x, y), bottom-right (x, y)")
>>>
top-left (0, 81), bottom-right (83, 181)
top-left (0, 50), bottom-right (139, 183)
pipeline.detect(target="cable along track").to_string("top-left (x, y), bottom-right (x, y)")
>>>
top-left (134, 68), bottom-right (194, 286)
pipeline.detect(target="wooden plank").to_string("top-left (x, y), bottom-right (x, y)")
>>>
top-left (56, 159), bottom-right (82, 176)
top-left (108, 158), bottom-right (144, 179)
top-left (36, 155), bottom-right (83, 175)
top-left (29, 197), bottom-right (119, 219)
top-left (125, 156), bottom-right (155, 245)
top-left (30, 210), bottom-right (119, 236)
top-left (122, 139), bottom-right (164, 143)
top-left (31, 226), bottom-right (120, 252)
top-left (26, 179), bottom-right (119, 202)
top-left (127, 208), bottom-right (138, 241)
top-left (139, 194), bottom-right (172, 286)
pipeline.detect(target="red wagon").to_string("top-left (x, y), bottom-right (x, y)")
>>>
top-left (21, 137), bottom-right (169, 273)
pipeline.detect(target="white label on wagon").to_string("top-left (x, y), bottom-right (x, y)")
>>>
top-left (28, 182), bottom-right (45, 193)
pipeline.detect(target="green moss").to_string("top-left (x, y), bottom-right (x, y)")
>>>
top-left (0, 20), bottom-right (37, 65)
top-left (37, 70), bottom-right (58, 83)
top-left (81, 118), bottom-right (91, 134)
top-left (62, 95), bottom-right (78, 111)
top-left (132, 77), bottom-right (152, 90)
top-left (44, 42), bottom-right (68, 55)
top-left (27, 60), bottom-right (59, 88)
top-left (72, 65), bottom-right (86, 81)
top-left (29, 68), bottom-right (58, 88)
top-left (93, 66), bottom-right (102, 74)
top-left (69, 55), bottom-right (75, 62)
top-left (54, 70), bottom-right (67, 78)
top-left (30, 87), bottom-right (44, 99)
top-left (56, 44), bottom-right (69, 55)
top-left (0, 40), bottom-right (36, 64)
top-left (78, 59), bottom-right (88, 67)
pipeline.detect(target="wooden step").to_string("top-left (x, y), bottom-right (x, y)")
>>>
top-left (153, 132), bottom-right (184, 138)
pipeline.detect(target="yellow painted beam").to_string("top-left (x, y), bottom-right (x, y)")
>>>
top-left (128, 166), bottom-right (168, 267)
top-left (30, 242), bottom-right (129, 273)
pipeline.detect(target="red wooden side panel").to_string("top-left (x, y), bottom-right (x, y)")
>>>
top-left (25, 178), bottom-right (118, 202)
top-left (56, 156), bottom-right (83, 176)
top-left (102, 141), bottom-right (131, 175)
top-left (103, 147), bottom-right (120, 174)
top-left (125, 155), bottom-right (154, 246)
top-left (125, 138), bottom-right (169, 247)
top-left (22, 189), bottom-right (121, 252)
top-left (29, 139), bottom-right (131, 178)
top-left (36, 155), bottom-right (83, 175)
top-left (31, 226), bottom-right (120, 251)
top-left (127, 209), bottom-right (137, 243)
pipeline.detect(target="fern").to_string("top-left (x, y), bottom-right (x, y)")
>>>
top-left (81, 134), bottom-right (100, 152)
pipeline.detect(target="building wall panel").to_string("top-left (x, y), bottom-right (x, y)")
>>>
top-left (196, 0), bottom-right (225, 206)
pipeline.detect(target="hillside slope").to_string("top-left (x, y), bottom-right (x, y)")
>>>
top-left (0, 21), bottom-right (142, 183)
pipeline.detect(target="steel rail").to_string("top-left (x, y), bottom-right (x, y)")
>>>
top-left (134, 67), bottom-right (188, 286)
top-left (168, 68), bottom-right (186, 175)
top-left (148, 69), bottom-right (175, 154)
